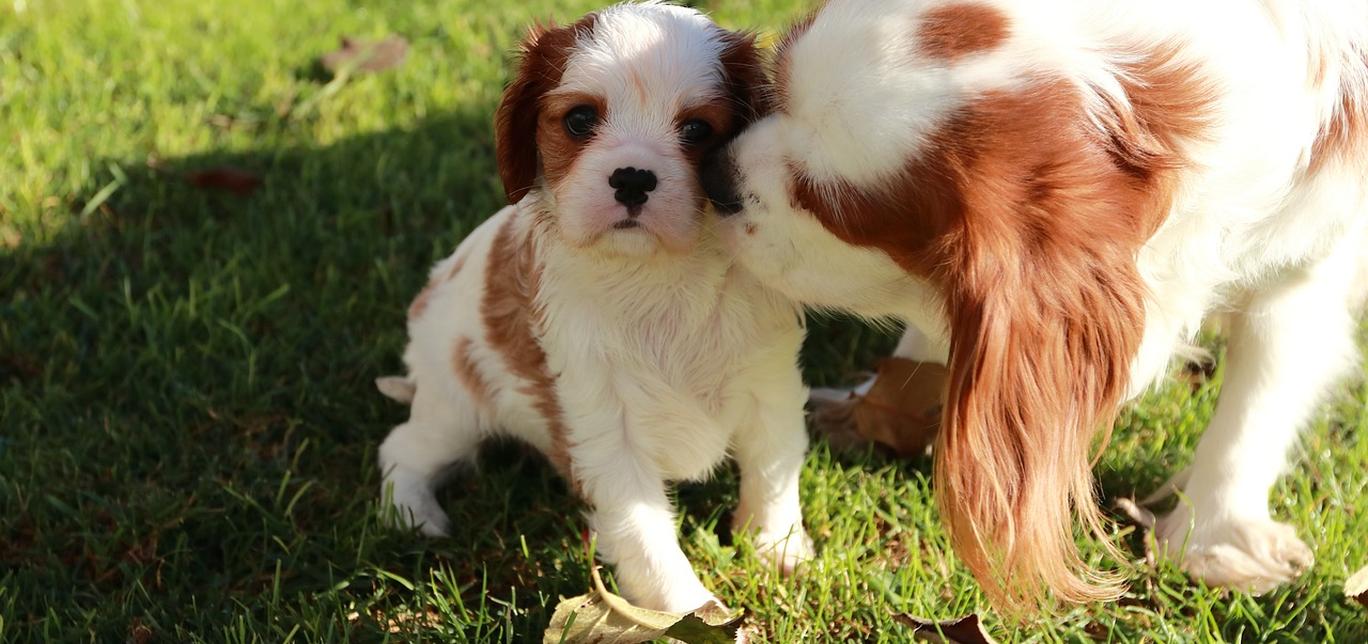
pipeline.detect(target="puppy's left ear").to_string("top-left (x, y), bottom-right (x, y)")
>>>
top-left (717, 30), bottom-right (772, 125)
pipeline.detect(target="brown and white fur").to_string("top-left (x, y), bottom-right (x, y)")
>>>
top-left (376, 2), bottom-right (812, 613)
top-left (702, 0), bottom-right (1368, 610)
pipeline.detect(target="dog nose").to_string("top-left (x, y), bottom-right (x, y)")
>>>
top-left (700, 149), bottom-right (743, 216)
top-left (609, 167), bottom-right (657, 209)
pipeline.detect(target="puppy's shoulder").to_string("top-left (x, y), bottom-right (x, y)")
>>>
top-left (406, 203), bottom-right (528, 324)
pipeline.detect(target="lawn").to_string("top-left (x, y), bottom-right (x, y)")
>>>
top-left (2, 0), bottom-right (1366, 641)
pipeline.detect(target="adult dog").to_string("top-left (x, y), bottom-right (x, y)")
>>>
top-left (702, 0), bottom-right (1367, 607)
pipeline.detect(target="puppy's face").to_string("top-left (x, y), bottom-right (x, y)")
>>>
top-left (496, 4), bottom-right (766, 257)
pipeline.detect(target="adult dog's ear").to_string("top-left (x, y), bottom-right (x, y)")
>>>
top-left (495, 16), bottom-right (596, 204)
top-left (928, 64), bottom-right (1210, 610)
top-left (717, 30), bottom-right (772, 126)
top-left (935, 232), bottom-right (1143, 609)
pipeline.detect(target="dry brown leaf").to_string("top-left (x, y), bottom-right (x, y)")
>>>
top-left (893, 614), bottom-right (998, 644)
top-left (320, 36), bottom-right (409, 75)
top-left (1113, 497), bottom-right (1159, 566)
top-left (184, 166), bottom-right (262, 196)
top-left (1346, 563), bottom-right (1368, 609)
top-left (543, 567), bottom-right (743, 643)
top-left (128, 617), bottom-right (153, 644)
top-left (811, 358), bottom-right (947, 458)
top-left (1112, 497), bottom-right (1157, 530)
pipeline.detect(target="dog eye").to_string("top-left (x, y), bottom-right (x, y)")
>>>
top-left (680, 119), bottom-right (713, 145)
top-left (563, 106), bottom-right (599, 138)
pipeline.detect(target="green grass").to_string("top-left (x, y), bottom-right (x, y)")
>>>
top-left (2, 0), bottom-right (1366, 640)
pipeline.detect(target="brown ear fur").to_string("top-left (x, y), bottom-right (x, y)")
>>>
top-left (494, 16), bottom-right (597, 204)
top-left (717, 30), bottom-right (773, 127)
top-left (934, 53), bottom-right (1212, 611)
top-left (931, 86), bottom-right (1152, 609)
top-left (791, 51), bottom-right (1212, 610)
top-left (935, 206), bottom-right (1146, 610)
top-left (770, 5), bottom-right (821, 112)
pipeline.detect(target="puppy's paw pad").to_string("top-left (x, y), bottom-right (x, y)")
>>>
top-left (1158, 515), bottom-right (1313, 593)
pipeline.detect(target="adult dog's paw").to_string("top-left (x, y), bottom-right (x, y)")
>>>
top-left (1157, 512), bottom-right (1313, 593)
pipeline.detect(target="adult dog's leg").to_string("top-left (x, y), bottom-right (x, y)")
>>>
top-left (1157, 238), bottom-right (1362, 592)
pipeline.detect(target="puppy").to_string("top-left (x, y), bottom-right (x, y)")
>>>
top-left (703, 0), bottom-right (1368, 609)
top-left (377, 2), bottom-right (812, 614)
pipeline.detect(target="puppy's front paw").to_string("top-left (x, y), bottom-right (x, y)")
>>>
top-left (752, 525), bottom-right (814, 576)
top-left (1156, 511), bottom-right (1313, 593)
top-left (380, 473), bottom-right (452, 538)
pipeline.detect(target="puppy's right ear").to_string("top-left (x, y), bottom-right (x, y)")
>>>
top-left (495, 16), bottom-right (596, 204)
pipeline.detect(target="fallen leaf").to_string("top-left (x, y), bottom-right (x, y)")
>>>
top-left (893, 614), bottom-right (997, 644)
top-left (1112, 497), bottom-right (1158, 566)
top-left (0, 352), bottom-right (42, 382)
top-left (807, 382), bottom-right (870, 452)
top-left (543, 567), bottom-right (743, 644)
top-left (184, 167), bottom-right (262, 196)
top-left (1112, 498), bottom-right (1156, 530)
top-left (811, 358), bottom-right (947, 458)
top-left (1347, 563), bottom-right (1368, 609)
top-left (129, 617), bottom-right (153, 644)
top-left (320, 36), bottom-right (409, 75)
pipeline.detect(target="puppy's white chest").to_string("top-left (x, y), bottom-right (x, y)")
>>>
top-left (584, 309), bottom-right (756, 480)
top-left (540, 259), bottom-right (795, 483)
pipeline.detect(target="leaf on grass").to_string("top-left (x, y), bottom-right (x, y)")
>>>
top-left (1347, 563), bottom-right (1368, 609)
top-left (184, 167), bottom-right (262, 196)
top-left (1112, 498), bottom-right (1156, 530)
top-left (543, 567), bottom-right (743, 644)
top-left (810, 358), bottom-right (947, 458)
top-left (893, 614), bottom-right (998, 644)
top-left (320, 36), bottom-right (409, 75)
top-left (0, 352), bottom-right (42, 382)
top-left (1112, 497), bottom-right (1158, 566)
top-left (128, 617), bottom-right (154, 644)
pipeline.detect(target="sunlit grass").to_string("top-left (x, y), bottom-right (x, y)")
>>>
top-left (2, 0), bottom-right (1365, 640)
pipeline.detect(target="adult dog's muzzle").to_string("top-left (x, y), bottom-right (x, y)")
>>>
top-left (700, 148), bottom-right (744, 216)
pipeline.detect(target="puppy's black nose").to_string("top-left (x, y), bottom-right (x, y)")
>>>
top-left (700, 149), bottom-right (743, 216)
top-left (609, 167), bottom-right (657, 209)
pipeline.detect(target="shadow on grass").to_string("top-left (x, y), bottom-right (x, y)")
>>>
top-left (0, 104), bottom-right (585, 639)
top-left (0, 95), bottom-right (906, 639)
top-left (19, 97), bottom-right (1346, 641)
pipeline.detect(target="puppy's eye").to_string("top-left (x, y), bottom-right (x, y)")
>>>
top-left (563, 105), bottom-right (599, 138)
top-left (680, 119), bottom-right (713, 145)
